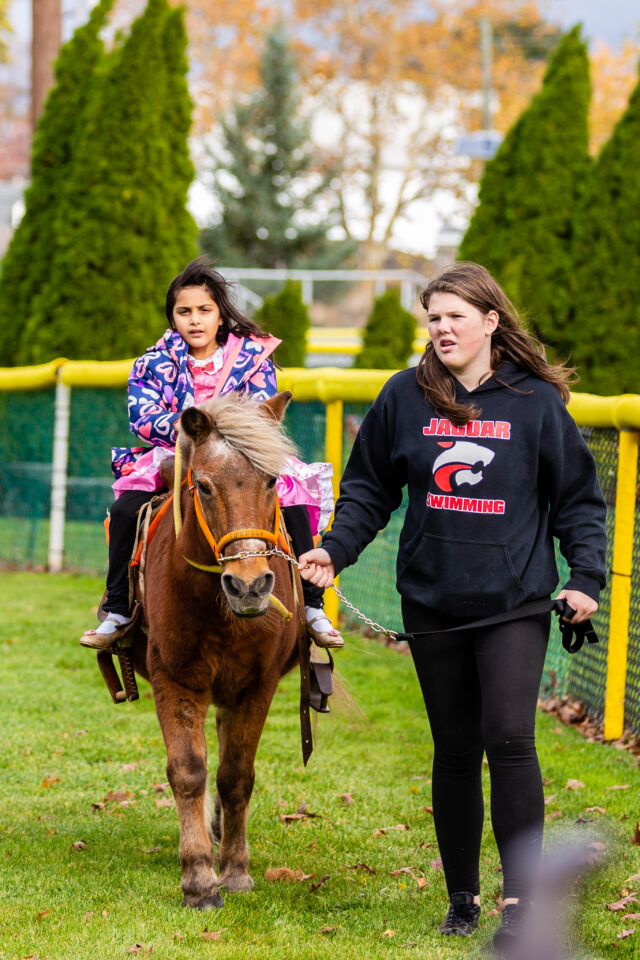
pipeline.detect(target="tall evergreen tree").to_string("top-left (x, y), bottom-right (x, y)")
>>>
top-left (458, 26), bottom-right (590, 360)
top-left (0, 0), bottom-right (113, 365)
top-left (570, 66), bottom-right (640, 394)
top-left (354, 289), bottom-right (416, 370)
top-left (18, 0), bottom-right (197, 364)
top-left (201, 25), bottom-right (353, 269)
top-left (252, 281), bottom-right (309, 367)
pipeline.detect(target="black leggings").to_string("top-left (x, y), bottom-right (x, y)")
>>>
top-left (402, 597), bottom-right (550, 901)
top-left (105, 491), bottom-right (322, 614)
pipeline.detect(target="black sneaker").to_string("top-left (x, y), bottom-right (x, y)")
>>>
top-left (492, 901), bottom-right (532, 953)
top-left (440, 891), bottom-right (481, 936)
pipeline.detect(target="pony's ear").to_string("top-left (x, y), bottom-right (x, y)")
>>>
top-left (260, 391), bottom-right (292, 423)
top-left (179, 407), bottom-right (213, 445)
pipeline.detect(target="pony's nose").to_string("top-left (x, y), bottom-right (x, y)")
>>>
top-left (221, 570), bottom-right (275, 601)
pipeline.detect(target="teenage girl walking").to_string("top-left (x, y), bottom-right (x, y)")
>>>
top-left (80, 258), bottom-right (343, 650)
top-left (298, 262), bottom-right (606, 952)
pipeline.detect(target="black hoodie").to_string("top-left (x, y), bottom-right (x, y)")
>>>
top-left (322, 363), bottom-right (607, 618)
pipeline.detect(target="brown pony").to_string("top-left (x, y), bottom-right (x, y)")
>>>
top-left (129, 391), bottom-right (305, 909)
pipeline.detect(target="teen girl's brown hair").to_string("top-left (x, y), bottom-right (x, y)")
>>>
top-left (417, 262), bottom-right (576, 424)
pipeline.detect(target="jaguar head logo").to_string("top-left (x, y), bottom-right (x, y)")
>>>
top-left (432, 440), bottom-right (495, 492)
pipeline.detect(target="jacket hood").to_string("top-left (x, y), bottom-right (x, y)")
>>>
top-left (454, 361), bottom-right (531, 399)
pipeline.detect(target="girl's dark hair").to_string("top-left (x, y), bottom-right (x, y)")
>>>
top-left (165, 256), bottom-right (269, 345)
top-left (417, 261), bottom-right (576, 425)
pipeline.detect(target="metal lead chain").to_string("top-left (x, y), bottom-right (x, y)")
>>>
top-left (221, 547), bottom-right (399, 641)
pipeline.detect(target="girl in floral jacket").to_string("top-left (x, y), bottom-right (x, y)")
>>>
top-left (80, 258), bottom-right (341, 649)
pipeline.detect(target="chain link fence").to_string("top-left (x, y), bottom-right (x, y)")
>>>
top-left (0, 385), bottom-right (637, 735)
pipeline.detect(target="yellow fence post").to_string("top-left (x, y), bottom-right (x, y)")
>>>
top-left (323, 399), bottom-right (344, 627)
top-left (604, 428), bottom-right (639, 740)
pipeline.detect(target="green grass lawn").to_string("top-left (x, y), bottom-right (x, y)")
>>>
top-left (0, 573), bottom-right (638, 960)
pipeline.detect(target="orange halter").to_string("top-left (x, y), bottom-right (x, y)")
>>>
top-left (186, 465), bottom-right (290, 565)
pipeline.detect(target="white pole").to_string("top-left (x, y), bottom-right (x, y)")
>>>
top-left (401, 278), bottom-right (413, 311)
top-left (48, 378), bottom-right (71, 572)
top-left (301, 276), bottom-right (313, 305)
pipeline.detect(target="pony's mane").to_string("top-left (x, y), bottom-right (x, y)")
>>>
top-left (185, 394), bottom-right (297, 477)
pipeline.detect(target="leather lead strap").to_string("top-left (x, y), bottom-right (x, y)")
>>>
top-left (395, 598), bottom-right (599, 654)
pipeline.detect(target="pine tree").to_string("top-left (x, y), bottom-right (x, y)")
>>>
top-left (353, 289), bottom-right (416, 370)
top-left (0, 0), bottom-right (113, 365)
top-left (458, 26), bottom-right (590, 360)
top-left (18, 0), bottom-right (198, 364)
top-left (201, 25), bottom-right (353, 269)
top-left (570, 66), bottom-right (640, 394)
top-left (252, 281), bottom-right (309, 367)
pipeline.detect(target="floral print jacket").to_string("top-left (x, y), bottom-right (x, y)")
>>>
top-left (111, 328), bottom-right (279, 479)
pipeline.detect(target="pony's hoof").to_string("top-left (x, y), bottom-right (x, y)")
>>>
top-left (219, 871), bottom-right (254, 893)
top-left (185, 892), bottom-right (224, 910)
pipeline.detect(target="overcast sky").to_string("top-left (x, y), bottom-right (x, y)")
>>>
top-left (7, 0), bottom-right (640, 49)
top-left (546, 0), bottom-right (640, 47)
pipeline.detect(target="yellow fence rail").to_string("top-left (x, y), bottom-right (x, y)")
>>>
top-left (1, 362), bottom-right (639, 739)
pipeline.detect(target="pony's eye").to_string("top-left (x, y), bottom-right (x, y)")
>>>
top-left (266, 477), bottom-right (277, 489)
top-left (196, 479), bottom-right (213, 496)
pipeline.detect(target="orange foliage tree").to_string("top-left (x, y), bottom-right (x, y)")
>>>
top-left (111, 0), bottom-right (639, 263)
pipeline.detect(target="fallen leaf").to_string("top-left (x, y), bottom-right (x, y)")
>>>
top-left (155, 797), bottom-right (175, 809)
top-left (318, 926), bottom-right (337, 935)
top-left (423, 806), bottom-right (434, 815)
top-left (40, 777), bottom-right (60, 788)
top-left (565, 779), bottom-right (585, 790)
top-left (280, 803), bottom-right (321, 824)
top-left (36, 909), bottom-right (51, 920)
top-left (624, 873), bottom-right (640, 884)
top-left (310, 874), bottom-right (330, 892)
top-left (607, 894), bottom-right (638, 912)
top-left (586, 806), bottom-right (606, 814)
top-left (350, 863), bottom-right (375, 874)
top-left (121, 763), bottom-right (138, 772)
top-left (617, 930), bottom-right (635, 940)
top-left (128, 946), bottom-right (144, 954)
top-left (142, 847), bottom-right (161, 854)
top-left (105, 790), bottom-right (134, 803)
top-left (632, 822), bottom-right (640, 846)
top-left (372, 824), bottom-right (409, 836)
top-left (381, 929), bottom-right (396, 937)
top-left (91, 802), bottom-right (105, 812)
top-left (545, 811), bottom-right (563, 821)
top-left (70, 841), bottom-right (87, 851)
top-left (265, 867), bottom-right (305, 882)
top-left (119, 800), bottom-right (137, 808)
top-left (153, 782), bottom-right (169, 794)
top-left (201, 930), bottom-right (222, 942)
top-left (621, 913), bottom-right (640, 921)
top-left (430, 857), bottom-right (443, 871)
top-left (72, 729), bottom-right (88, 737)
top-left (339, 793), bottom-right (354, 805)
top-left (544, 794), bottom-right (557, 805)
top-left (606, 784), bottom-right (631, 791)
top-left (390, 867), bottom-right (426, 890)
top-left (84, 912), bottom-right (93, 919)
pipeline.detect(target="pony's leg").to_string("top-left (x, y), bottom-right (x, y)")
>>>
top-left (215, 698), bottom-right (272, 892)
top-left (152, 677), bottom-right (221, 910)
top-left (211, 709), bottom-right (227, 847)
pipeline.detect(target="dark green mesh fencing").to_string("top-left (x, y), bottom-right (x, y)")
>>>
top-left (0, 387), bottom-right (636, 734)
top-left (0, 388), bottom-right (55, 567)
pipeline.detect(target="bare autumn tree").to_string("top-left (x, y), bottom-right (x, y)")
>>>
top-left (94, 0), bottom-right (640, 266)
top-left (31, 0), bottom-right (62, 129)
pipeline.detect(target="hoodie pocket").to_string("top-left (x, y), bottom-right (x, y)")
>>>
top-left (399, 533), bottom-right (525, 617)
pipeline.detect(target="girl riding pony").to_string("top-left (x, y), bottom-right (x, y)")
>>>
top-left (81, 258), bottom-right (343, 650)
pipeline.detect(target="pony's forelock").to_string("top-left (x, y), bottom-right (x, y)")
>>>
top-left (183, 394), bottom-right (296, 477)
